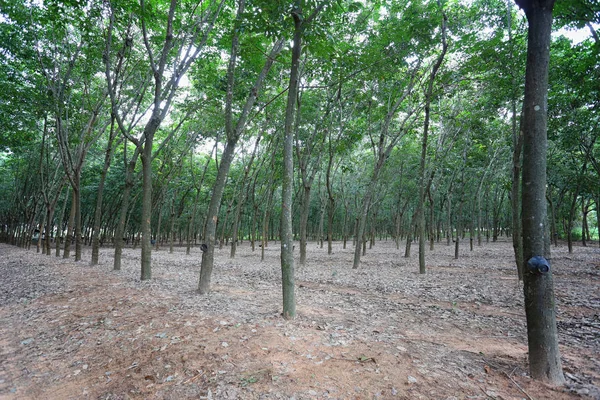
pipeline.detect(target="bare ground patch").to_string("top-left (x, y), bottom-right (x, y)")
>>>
top-left (0, 239), bottom-right (598, 399)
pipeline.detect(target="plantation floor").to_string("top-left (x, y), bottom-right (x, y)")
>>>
top-left (0, 239), bottom-right (598, 400)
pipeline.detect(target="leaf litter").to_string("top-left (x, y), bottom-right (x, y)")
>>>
top-left (0, 240), bottom-right (598, 399)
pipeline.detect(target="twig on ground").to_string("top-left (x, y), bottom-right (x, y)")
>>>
top-left (503, 370), bottom-right (535, 400)
top-left (182, 369), bottom-right (205, 384)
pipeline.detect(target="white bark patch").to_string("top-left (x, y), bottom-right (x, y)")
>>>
top-left (534, 105), bottom-right (541, 111)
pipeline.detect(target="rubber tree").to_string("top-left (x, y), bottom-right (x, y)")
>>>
top-left (296, 92), bottom-right (330, 265)
top-left (230, 133), bottom-right (263, 258)
top-left (514, 0), bottom-right (565, 384)
top-left (282, 4), bottom-right (305, 319)
top-left (197, 0), bottom-right (285, 293)
top-left (91, 118), bottom-right (119, 265)
top-left (106, 0), bottom-right (225, 280)
top-left (353, 76), bottom-right (419, 269)
top-left (41, 37), bottom-right (108, 262)
top-left (416, 0), bottom-right (447, 274)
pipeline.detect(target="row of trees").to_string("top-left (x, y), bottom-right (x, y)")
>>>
top-left (0, 0), bottom-right (598, 384)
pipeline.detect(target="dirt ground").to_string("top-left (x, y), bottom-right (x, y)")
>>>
top-left (0, 238), bottom-right (598, 400)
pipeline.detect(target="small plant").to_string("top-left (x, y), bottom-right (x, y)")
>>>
top-left (240, 375), bottom-right (258, 386)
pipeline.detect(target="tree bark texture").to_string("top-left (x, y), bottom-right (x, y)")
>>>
top-left (516, 0), bottom-right (565, 385)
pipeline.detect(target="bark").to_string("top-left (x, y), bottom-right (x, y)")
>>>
top-left (516, 0), bottom-right (565, 384)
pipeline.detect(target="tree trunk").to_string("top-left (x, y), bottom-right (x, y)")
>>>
top-left (416, 1), bottom-right (447, 275)
top-left (140, 123), bottom-right (157, 281)
top-left (114, 150), bottom-right (138, 271)
top-left (280, 4), bottom-right (310, 319)
top-left (73, 171), bottom-right (83, 262)
top-left (353, 186), bottom-right (375, 268)
top-left (197, 14), bottom-right (284, 292)
top-left (169, 191), bottom-right (177, 254)
top-left (318, 196), bottom-right (326, 249)
top-left (516, 0), bottom-right (564, 384)
top-left (91, 122), bottom-right (117, 265)
top-left (56, 186), bottom-right (69, 257)
top-left (199, 140), bottom-right (237, 293)
top-left (582, 198), bottom-right (589, 247)
top-left (63, 189), bottom-right (76, 259)
top-left (299, 185), bottom-right (311, 265)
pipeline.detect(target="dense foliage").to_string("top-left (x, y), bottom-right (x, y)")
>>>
top-left (0, 0), bottom-right (598, 266)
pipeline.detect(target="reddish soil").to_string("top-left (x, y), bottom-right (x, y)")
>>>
top-left (0, 239), bottom-right (598, 399)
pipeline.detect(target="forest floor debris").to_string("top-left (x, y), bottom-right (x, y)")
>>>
top-left (0, 239), bottom-right (598, 399)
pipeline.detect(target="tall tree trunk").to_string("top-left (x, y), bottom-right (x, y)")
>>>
top-left (197, 9), bottom-right (284, 292)
top-left (353, 185), bottom-right (376, 268)
top-left (581, 198), bottom-right (589, 247)
top-left (140, 122), bottom-right (158, 281)
top-left (91, 121), bottom-right (117, 265)
top-left (199, 140), bottom-right (237, 293)
top-left (56, 186), bottom-right (69, 257)
top-left (299, 185), bottom-right (311, 265)
top-left (447, 193), bottom-right (452, 246)
top-left (516, 0), bottom-right (564, 384)
top-left (113, 148), bottom-right (139, 271)
top-left (63, 189), bottom-right (76, 259)
top-left (327, 193), bottom-right (335, 255)
top-left (279, 3), bottom-right (313, 319)
top-left (318, 194), bottom-right (326, 249)
top-left (73, 171), bottom-right (82, 261)
top-left (169, 190), bottom-right (177, 254)
top-left (36, 214), bottom-right (46, 253)
top-left (417, 1), bottom-right (447, 274)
